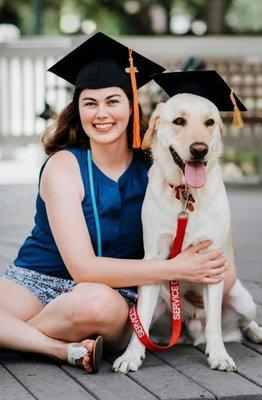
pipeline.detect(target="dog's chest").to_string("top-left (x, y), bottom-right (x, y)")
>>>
top-left (183, 197), bottom-right (230, 248)
top-left (144, 177), bottom-right (230, 249)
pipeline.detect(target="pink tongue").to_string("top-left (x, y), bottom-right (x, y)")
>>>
top-left (185, 162), bottom-right (206, 188)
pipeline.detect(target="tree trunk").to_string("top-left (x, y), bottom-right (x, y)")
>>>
top-left (205, 0), bottom-right (233, 34)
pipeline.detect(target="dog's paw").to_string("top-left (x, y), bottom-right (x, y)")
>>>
top-left (244, 322), bottom-right (262, 344)
top-left (206, 350), bottom-right (236, 372)
top-left (112, 351), bottom-right (145, 374)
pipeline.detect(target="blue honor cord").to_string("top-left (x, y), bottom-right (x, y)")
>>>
top-left (87, 149), bottom-right (102, 256)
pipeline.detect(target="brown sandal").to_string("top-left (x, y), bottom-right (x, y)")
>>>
top-left (67, 335), bottom-right (103, 373)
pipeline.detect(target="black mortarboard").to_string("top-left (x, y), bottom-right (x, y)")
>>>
top-left (152, 70), bottom-right (246, 127)
top-left (48, 32), bottom-right (165, 147)
top-left (48, 32), bottom-right (164, 90)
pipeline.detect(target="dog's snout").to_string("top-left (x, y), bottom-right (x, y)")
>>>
top-left (190, 142), bottom-right (209, 159)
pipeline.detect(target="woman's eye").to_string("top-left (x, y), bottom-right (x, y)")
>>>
top-left (84, 102), bottom-right (97, 108)
top-left (205, 118), bottom-right (215, 127)
top-left (173, 117), bottom-right (186, 126)
top-left (108, 99), bottom-right (119, 105)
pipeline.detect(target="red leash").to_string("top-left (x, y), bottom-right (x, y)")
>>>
top-left (129, 212), bottom-right (188, 351)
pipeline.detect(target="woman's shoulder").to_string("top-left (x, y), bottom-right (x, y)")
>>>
top-left (43, 149), bottom-right (79, 172)
top-left (40, 148), bottom-right (85, 189)
top-left (39, 148), bottom-right (85, 199)
top-left (43, 147), bottom-right (87, 171)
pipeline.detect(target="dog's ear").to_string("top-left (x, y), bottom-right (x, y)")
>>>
top-left (219, 120), bottom-right (224, 135)
top-left (141, 103), bottom-right (164, 150)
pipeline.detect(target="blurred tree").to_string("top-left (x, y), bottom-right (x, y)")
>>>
top-left (77, 0), bottom-right (173, 34)
top-left (204, 0), bottom-right (233, 34)
top-left (0, 0), bottom-right (60, 35)
top-left (32, 0), bottom-right (43, 34)
top-left (0, 0), bottom-right (261, 36)
top-left (226, 0), bottom-right (262, 33)
top-left (0, 0), bottom-right (23, 26)
top-left (169, 0), bottom-right (234, 34)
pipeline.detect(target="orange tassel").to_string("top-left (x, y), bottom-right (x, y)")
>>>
top-left (230, 89), bottom-right (244, 128)
top-left (126, 49), bottom-right (140, 148)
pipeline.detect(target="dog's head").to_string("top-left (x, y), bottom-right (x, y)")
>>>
top-left (142, 93), bottom-right (223, 189)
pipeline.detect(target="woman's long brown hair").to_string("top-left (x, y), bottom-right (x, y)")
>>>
top-left (42, 88), bottom-right (148, 155)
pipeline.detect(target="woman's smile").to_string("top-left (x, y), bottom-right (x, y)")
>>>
top-left (93, 122), bottom-right (116, 132)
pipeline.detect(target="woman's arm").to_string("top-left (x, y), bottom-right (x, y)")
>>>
top-left (223, 229), bottom-right (237, 295)
top-left (40, 151), bottom-right (227, 287)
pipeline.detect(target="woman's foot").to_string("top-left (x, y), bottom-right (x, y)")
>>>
top-left (66, 336), bottom-right (103, 373)
top-left (81, 339), bottom-right (95, 372)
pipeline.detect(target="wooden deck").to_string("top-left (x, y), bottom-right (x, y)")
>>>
top-left (0, 184), bottom-right (261, 400)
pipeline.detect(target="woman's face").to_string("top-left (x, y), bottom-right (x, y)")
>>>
top-left (78, 86), bottom-right (132, 145)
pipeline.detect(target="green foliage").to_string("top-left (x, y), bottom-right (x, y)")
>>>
top-left (1, 0), bottom-right (261, 36)
top-left (173, 0), bottom-right (206, 18)
top-left (226, 0), bottom-right (262, 33)
top-left (42, 8), bottom-right (60, 36)
top-left (221, 147), bottom-right (260, 175)
top-left (18, 3), bottom-right (33, 35)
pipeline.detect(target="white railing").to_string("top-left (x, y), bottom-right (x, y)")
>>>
top-left (0, 35), bottom-right (262, 141)
top-left (0, 37), bottom-right (72, 139)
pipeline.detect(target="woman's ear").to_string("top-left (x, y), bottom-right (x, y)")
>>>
top-left (141, 103), bottom-right (164, 150)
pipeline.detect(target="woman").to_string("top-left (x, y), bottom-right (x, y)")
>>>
top-left (0, 33), bottom-right (232, 373)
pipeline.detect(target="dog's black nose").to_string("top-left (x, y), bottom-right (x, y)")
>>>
top-left (190, 142), bottom-right (209, 159)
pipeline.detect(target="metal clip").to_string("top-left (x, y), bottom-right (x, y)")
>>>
top-left (182, 189), bottom-right (190, 213)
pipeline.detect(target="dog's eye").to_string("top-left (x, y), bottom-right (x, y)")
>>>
top-left (173, 118), bottom-right (186, 126)
top-left (205, 118), bottom-right (215, 127)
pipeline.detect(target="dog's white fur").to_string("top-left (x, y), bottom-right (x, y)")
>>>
top-left (113, 94), bottom-right (262, 374)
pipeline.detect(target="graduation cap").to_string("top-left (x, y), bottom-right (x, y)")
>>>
top-left (48, 32), bottom-right (165, 148)
top-left (152, 70), bottom-right (246, 128)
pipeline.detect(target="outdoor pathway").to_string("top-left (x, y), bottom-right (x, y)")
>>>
top-left (0, 185), bottom-right (261, 400)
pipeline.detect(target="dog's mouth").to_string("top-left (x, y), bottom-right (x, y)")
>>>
top-left (169, 147), bottom-right (208, 189)
top-left (185, 161), bottom-right (207, 189)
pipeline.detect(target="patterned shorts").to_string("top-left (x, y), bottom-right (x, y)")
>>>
top-left (2, 264), bottom-right (137, 307)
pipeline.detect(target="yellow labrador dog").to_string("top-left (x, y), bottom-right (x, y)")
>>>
top-left (113, 93), bottom-right (262, 374)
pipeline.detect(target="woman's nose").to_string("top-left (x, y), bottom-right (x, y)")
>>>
top-left (96, 105), bottom-right (109, 118)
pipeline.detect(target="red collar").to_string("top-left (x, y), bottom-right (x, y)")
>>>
top-left (169, 184), bottom-right (195, 212)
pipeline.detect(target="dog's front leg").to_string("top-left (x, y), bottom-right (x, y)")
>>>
top-left (112, 283), bottom-right (161, 374)
top-left (203, 282), bottom-right (236, 371)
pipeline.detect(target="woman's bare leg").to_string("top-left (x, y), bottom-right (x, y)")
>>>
top-left (29, 282), bottom-right (132, 350)
top-left (0, 278), bottom-right (44, 320)
top-left (0, 280), bottom-right (99, 372)
top-left (0, 307), bottom-right (95, 369)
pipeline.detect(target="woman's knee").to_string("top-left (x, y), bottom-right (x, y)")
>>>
top-left (0, 278), bottom-right (44, 320)
top-left (64, 283), bottom-right (129, 329)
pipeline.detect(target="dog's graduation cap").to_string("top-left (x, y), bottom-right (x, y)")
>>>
top-left (152, 70), bottom-right (247, 128)
top-left (48, 32), bottom-right (165, 148)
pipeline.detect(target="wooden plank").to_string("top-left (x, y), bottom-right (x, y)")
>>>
top-left (0, 363), bottom-right (35, 400)
top-left (2, 356), bottom-right (96, 400)
top-left (256, 304), bottom-right (262, 325)
top-left (0, 254), bottom-right (11, 271)
top-left (223, 343), bottom-right (262, 387)
top-left (244, 340), bottom-right (262, 355)
top-left (242, 281), bottom-right (262, 306)
top-left (228, 188), bottom-right (262, 283)
top-left (62, 360), bottom-right (158, 400)
top-left (108, 352), bottom-right (215, 400)
top-left (156, 344), bottom-right (262, 399)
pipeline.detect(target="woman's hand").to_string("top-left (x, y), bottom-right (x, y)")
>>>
top-left (168, 240), bottom-right (227, 284)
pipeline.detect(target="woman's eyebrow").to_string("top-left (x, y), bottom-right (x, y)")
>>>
top-left (81, 97), bottom-right (97, 101)
top-left (81, 94), bottom-right (121, 102)
top-left (106, 94), bottom-right (121, 99)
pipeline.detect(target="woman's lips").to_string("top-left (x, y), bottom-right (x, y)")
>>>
top-left (93, 122), bottom-right (115, 132)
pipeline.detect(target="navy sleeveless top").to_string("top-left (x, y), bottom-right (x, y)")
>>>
top-left (14, 148), bottom-right (150, 279)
